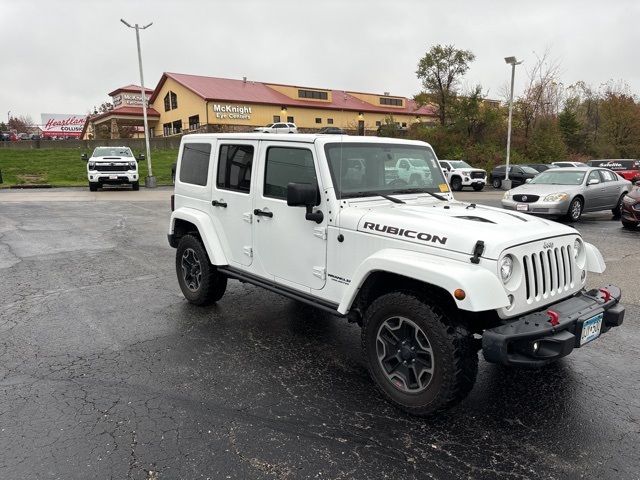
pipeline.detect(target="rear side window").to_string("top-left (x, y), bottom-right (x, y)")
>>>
top-left (216, 144), bottom-right (254, 193)
top-left (264, 147), bottom-right (316, 199)
top-left (179, 143), bottom-right (211, 186)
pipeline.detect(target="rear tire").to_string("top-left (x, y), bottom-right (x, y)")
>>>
top-left (176, 234), bottom-right (227, 305)
top-left (622, 220), bottom-right (638, 229)
top-left (612, 193), bottom-right (625, 217)
top-left (492, 178), bottom-right (501, 189)
top-left (89, 182), bottom-right (98, 192)
top-left (362, 292), bottom-right (478, 416)
top-left (472, 183), bottom-right (484, 192)
top-left (132, 181), bottom-right (139, 191)
top-left (450, 177), bottom-right (463, 191)
top-left (565, 197), bottom-right (583, 222)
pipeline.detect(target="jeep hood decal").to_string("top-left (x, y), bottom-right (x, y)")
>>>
top-left (346, 201), bottom-right (577, 259)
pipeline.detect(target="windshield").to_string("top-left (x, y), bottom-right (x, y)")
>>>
top-left (448, 160), bottom-right (472, 169)
top-left (264, 123), bottom-right (274, 127)
top-left (530, 170), bottom-right (586, 185)
top-left (92, 147), bottom-right (133, 157)
top-left (587, 160), bottom-right (639, 170)
top-left (324, 142), bottom-right (447, 199)
top-left (521, 166), bottom-right (539, 174)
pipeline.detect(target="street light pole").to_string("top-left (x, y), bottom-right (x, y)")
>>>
top-left (503, 56), bottom-right (522, 190)
top-left (121, 19), bottom-right (155, 188)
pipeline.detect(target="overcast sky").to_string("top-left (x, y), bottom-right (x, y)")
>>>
top-left (2, 0), bottom-right (639, 124)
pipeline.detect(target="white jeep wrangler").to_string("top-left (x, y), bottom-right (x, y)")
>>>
top-left (168, 134), bottom-right (624, 416)
top-left (439, 159), bottom-right (487, 191)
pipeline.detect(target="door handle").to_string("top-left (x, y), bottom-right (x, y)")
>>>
top-left (253, 208), bottom-right (273, 218)
top-left (212, 200), bottom-right (227, 208)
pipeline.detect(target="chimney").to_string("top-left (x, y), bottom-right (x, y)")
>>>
top-left (243, 76), bottom-right (247, 83)
top-left (384, 91), bottom-right (390, 96)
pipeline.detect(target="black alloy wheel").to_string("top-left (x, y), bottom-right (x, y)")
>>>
top-left (175, 235), bottom-right (227, 305)
top-left (492, 178), bottom-right (501, 189)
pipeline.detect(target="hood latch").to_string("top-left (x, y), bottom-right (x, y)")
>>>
top-left (470, 240), bottom-right (485, 264)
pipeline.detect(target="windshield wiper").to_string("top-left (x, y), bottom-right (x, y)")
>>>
top-left (343, 191), bottom-right (405, 204)
top-left (392, 188), bottom-right (447, 201)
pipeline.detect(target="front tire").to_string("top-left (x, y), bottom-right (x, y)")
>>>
top-left (176, 234), bottom-right (227, 305)
top-left (565, 197), bottom-right (583, 222)
top-left (450, 177), bottom-right (463, 191)
top-left (89, 182), bottom-right (98, 192)
top-left (492, 178), bottom-right (501, 189)
top-left (132, 181), bottom-right (139, 191)
top-left (362, 292), bottom-right (478, 416)
top-left (622, 220), bottom-right (638, 229)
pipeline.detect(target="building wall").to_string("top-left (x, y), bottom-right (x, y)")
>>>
top-left (149, 78), bottom-right (431, 136)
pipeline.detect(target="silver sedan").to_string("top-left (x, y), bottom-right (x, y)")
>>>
top-left (501, 167), bottom-right (632, 221)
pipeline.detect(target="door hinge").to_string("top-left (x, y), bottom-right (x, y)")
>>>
top-left (243, 212), bottom-right (253, 223)
top-left (243, 246), bottom-right (253, 257)
top-left (313, 227), bottom-right (327, 240)
top-left (312, 266), bottom-right (326, 280)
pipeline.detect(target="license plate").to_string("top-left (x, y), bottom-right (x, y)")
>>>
top-left (109, 175), bottom-right (118, 180)
top-left (580, 313), bottom-right (603, 346)
top-left (516, 203), bottom-right (529, 211)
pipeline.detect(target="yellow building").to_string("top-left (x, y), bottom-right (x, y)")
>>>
top-left (84, 73), bottom-right (437, 139)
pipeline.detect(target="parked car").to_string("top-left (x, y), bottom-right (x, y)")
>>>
top-left (439, 159), bottom-right (487, 191)
top-left (316, 127), bottom-right (345, 134)
top-left (253, 122), bottom-right (297, 134)
top-left (0, 132), bottom-right (11, 141)
top-left (502, 167), bottom-right (632, 221)
top-left (522, 163), bottom-right (559, 173)
top-left (620, 183), bottom-right (640, 229)
top-left (17, 133), bottom-right (30, 140)
top-left (586, 159), bottom-right (640, 183)
top-left (491, 164), bottom-right (539, 189)
top-left (552, 161), bottom-right (588, 168)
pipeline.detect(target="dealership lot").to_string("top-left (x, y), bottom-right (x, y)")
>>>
top-left (0, 188), bottom-right (638, 479)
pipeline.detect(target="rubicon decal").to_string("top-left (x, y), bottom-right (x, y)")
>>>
top-left (362, 222), bottom-right (448, 244)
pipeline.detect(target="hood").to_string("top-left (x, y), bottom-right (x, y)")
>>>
top-left (339, 198), bottom-right (576, 260)
top-left (93, 156), bottom-right (130, 161)
top-left (454, 168), bottom-right (486, 174)
top-left (508, 183), bottom-right (583, 196)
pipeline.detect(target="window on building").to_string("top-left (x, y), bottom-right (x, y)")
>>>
top-left (375, 121), bottom-right (381, 127)
top-left (315, 118), bottom-right (322, 124)
top-left (164, 91), bottom-right (178, 111)
top-left (273, 115), bottom-right (281, 123)
top-left (327, 118), bottom-right (334, 125)
top-left (264, 147), bottom-right (317, 200)
top-left (163, 122), bottom-right (172, 136)
top-left (298, 89), bottom-right (328, 100)
top-left (287, 116), bottom-right (294, 123)
top-left (179, 143), bottom-right (211, 186)
top-left (172, 120), bottom-right (182, 135)
top-left (189, 115), bottom-right (200, 130)
top-left (401, 122), bottom-right (407, 127)
top-left (379, 97), bottom-right (403, 106)
top-left (216, 144), bottom-right (254, 193)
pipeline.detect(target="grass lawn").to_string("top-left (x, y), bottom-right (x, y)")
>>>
top-left (0, 148), bottom-right (178, 188)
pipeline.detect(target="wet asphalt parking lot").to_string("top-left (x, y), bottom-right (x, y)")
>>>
top-left (0, 187), bottom-right (638, 480)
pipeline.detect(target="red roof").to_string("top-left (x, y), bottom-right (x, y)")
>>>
top-left (108, 84), bottom-right (154, 97)
top-left (149, 72), bottom-right (436, 116)
top-left (90, 105), bottom-right (160, 122)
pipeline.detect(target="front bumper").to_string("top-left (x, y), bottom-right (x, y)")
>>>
top-left (461, 176), bottom-right (487, 186)
top-left (483, 285), bottom-right (624, 367)
top-left (502, 198), bottom-right (570, 216)
top-left (621, 202), bottom-right (640, 222)
top-left (89, 172), bottom-right (138, 184)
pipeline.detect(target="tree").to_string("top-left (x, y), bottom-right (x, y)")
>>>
top-left (416, 44), bottom-right (475, 126)
top-left (8, 114), bottom-right (33, 133)
top-left (529, 118), bottom-right (567, 162)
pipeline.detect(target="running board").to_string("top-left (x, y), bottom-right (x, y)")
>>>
top-left (217, 266), bottom-right (344, 317)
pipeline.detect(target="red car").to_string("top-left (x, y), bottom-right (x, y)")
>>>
top-left (588, 159), bottom-right (640, 182)
top-left (621, 184), bottom-right (640, 229)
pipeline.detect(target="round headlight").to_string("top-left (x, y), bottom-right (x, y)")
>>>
top-left (500, 255), bottom-right (514, 283)
top-left (573, 238), bottom-right (582, 259)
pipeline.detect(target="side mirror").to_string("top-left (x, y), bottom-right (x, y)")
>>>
top-left (287, 182), bottom-right (323, 224)
top-left (137, 153), bottom-right (145, 161)
top-left (81, 153), bottom-right (88, 161)
top-left (588, 178), bottom-right (600, 185)
top-left (525, 178), bottom-right (532, 184)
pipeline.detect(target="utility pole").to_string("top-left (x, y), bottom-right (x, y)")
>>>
top-left (121, 19), bottom-right (155, 188)
top-left (503, 56), bottom-right (523, 190)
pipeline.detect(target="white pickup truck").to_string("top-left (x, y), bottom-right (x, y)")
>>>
top-left (439, 159), bottom-right (487, 191)
top-left (168, 133), bottom-right (624, 416)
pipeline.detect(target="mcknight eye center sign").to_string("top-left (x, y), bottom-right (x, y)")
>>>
top-left (212, 104), bottom-right (252, 120)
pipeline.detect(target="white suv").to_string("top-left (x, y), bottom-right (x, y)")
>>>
top-left (83, 146), bottom-right (140, 191)
top-left (168, 133), bottom-right (624, 416)
top-left (253, 122), bottom-right (298, 134)
top-left (439, 160), bottom-right (487, 191)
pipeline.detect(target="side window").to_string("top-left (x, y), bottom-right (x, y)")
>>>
top-left (587, 170), bottom-right (600, 184)
top-left (600, 170), bottom-right (616, 182)
top-left (216, 144), bottom-right (254, 193)
top-left (179, 143), bottom-right (211, 186)
top-left (264, 147), bottom-right (317, 199)
top-left (512, 166), bottom-right (522, 174)
top-left (439, 161), bottom-right (449, 170)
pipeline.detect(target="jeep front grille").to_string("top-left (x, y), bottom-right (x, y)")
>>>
top-left (522, 246), bottom-right (574, 302)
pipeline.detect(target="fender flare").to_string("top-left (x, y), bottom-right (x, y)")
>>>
top-left (584, 242), bottom-right (606, 274)
top-left (337, 249), bottom-right (509, 314)
top-left (170, 208), bottom-right (228, 265)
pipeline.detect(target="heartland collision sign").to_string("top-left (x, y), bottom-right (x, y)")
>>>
top-left (40, 113), bottom-right (88, 138)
